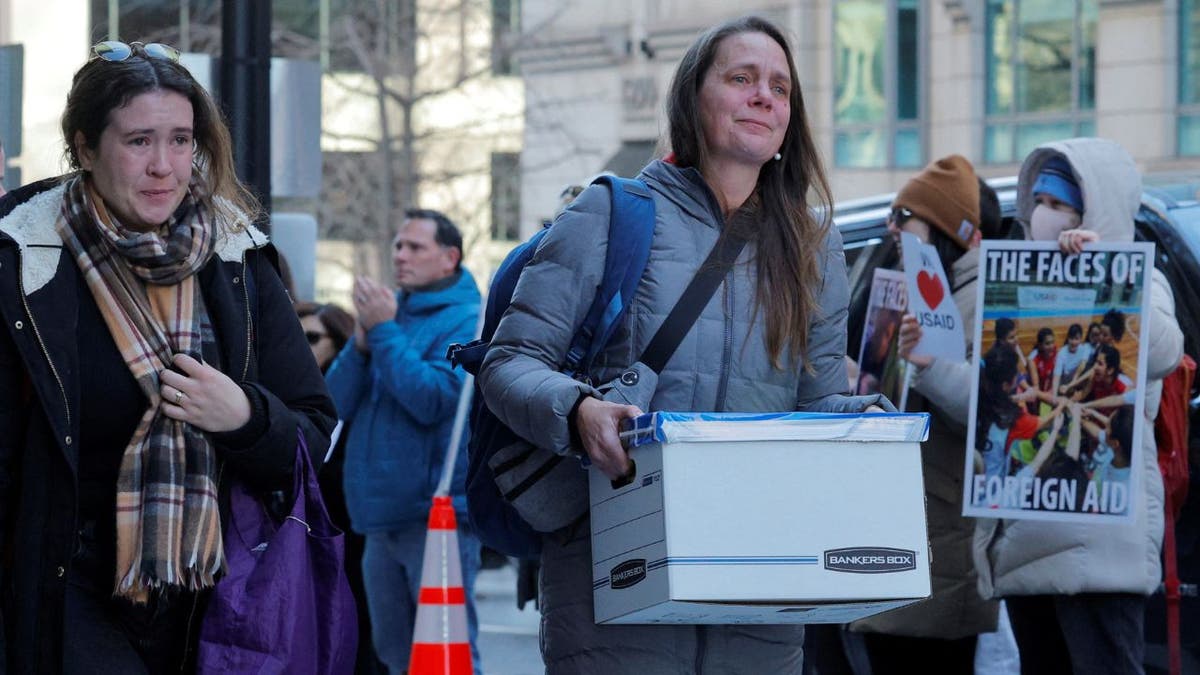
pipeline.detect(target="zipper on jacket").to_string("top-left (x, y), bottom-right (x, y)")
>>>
top-left (15, 255), bottom-right (72, 432)
top-left (240, 255), bottom-right (252, 382)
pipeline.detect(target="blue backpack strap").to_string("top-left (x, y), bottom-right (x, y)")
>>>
top-left (449, 226), bottom-right (550, 376)
top-left (562, 176), bottom-right (655, 376)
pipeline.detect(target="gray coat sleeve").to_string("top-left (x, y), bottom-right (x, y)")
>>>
top-left (911, 357), bottom-right (973, 425)
top-left (1145, 268), bottom-right (1184, 381)
top-left (478, 185), bottom-right (612, 453)
top-left (795, 224), bottom-right (868, 413)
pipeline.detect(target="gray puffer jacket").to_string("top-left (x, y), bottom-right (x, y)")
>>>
top-left (480, 159), bottom-right (868, 452)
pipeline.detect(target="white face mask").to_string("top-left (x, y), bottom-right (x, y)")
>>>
top-left (1030, 203), bottom-right (1081, 241)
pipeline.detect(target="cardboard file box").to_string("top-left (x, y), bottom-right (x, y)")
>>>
top-left (589, 411), bottom-right (932, 624)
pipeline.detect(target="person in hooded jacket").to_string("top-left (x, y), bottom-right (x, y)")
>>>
top-left (478, 15), bottom-right (891, 675)
top-left (0, 41), bottom-right (336, 673)
top-left (853, 155), bottom-right (999, 673)
top-left (973, 137), bottom-right (1184, 674)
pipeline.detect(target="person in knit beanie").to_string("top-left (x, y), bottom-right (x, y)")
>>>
top-left (888, 154), bottom-right (982, 288)
top-left (859, 152), bottom-right (1000, 672)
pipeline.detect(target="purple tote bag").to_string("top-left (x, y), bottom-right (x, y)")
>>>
top-left (198, 431), bottom-right (358, 674)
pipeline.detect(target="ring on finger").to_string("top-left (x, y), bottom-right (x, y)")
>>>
top-left (174, 390), bottom-right (184, 405)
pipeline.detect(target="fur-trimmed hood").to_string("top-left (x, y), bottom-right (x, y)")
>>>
top-left (0, 180), bottom-right (268, 295)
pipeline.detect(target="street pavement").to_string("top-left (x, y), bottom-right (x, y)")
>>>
top-left (475, 562), bottom-right (543, 675)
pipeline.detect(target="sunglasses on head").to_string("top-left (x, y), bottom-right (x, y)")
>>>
top-left (91, 41), bottom-right (181, 63)
top-left (304, 331), bottom-right (328, 346)
top-left (887, 207), bottom-right (915, 228)
top-left (559, 185), bottom-right (585, 200)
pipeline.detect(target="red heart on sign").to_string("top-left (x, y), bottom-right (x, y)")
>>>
top-left (916, 270), bottom-right (945, 309)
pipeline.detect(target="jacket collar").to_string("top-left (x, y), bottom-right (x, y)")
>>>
top-left (951, 247), bottom-right (980, 294)
top-left (639, 160), bottom-right (725, 229)
top-left (400, 267), bottom-right (480, 315)
top-left (0, 183), bottom-right (68, 294)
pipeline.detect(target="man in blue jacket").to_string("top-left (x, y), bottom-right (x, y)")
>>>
top-left (326, 208), bottom-right (481, 673)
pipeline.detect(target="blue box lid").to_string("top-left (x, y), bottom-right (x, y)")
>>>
top-left (619, 411), bottom-right (930, 448)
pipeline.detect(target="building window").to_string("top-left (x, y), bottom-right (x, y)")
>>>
top-left (833, 0), bottom-right (922, 169)
top-left (89, 0), bottom-right (222, 52)
top-left (1181, 0), bottom-right (1200, 155)
top-left (984, 0), bottom-right (1097, 164)
top-left (322, 0), bottom-right (417, 74)
top-left (0, 44), bottom-right (22, 192)
top-left (273, 0), bottom-right (322, 60)
top-left (492, 0), bottom-right (519, 75)
top-left (491, 152), bottom-right (520, 241)
top-left (87, 1), bottom-right (348, 62)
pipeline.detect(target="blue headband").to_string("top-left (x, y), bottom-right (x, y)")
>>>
top-left (1032, 157), bottom-right (1083, 213)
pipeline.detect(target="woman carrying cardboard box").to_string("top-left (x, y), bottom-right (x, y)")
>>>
top-left (479, 14), bottom-right (890, 675)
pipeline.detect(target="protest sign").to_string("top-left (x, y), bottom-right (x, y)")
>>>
top-left (855, 268), bottom-right (909, 406)
top-left (963, 240), bottom-right (1154, 523)
top-left (900, 231), bottom-right (966, 363)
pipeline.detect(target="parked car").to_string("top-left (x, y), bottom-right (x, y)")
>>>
top-left (831, 176), bottom-right (1200, 673)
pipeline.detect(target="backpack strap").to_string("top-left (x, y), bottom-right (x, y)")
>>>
top-left (563, 176), bottom-right (656, 376)
top-left (640, 232), bottom-right (749, 374)
top-left (448, 227), bottom-right (550, 376)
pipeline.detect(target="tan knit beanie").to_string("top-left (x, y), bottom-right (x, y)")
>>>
top-left (893, 154), bottom-right (981, 250)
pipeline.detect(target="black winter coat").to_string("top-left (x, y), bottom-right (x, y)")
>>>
top-left (0, 178), bottom-right (337, 674)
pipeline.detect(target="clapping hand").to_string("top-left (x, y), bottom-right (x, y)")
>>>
top-left (353, 276), bottom-right (398, 334)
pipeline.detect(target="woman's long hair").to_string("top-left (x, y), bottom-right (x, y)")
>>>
top-left (61, 46), bottom-right (260, 226)
top-left (665, 15), bottom-right (834, 369)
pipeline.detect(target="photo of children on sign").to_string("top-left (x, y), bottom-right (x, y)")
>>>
top-left (855, 269), bottom-right (908, 405)
top-left (962, 240), bottom-right (1154, 523)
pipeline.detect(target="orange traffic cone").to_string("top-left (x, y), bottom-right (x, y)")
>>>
top-left (408, 496), bottom-right (473, 675)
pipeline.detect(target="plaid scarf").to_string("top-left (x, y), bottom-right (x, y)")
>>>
top-left (56, 174), bottom-right (223, 603)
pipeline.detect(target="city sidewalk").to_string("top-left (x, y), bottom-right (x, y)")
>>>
top-left (475, 561), bottom-right (542, 675)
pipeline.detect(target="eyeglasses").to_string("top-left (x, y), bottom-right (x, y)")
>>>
top-left (887, 207), bottom-right (915, 228)
top-left (91, 41), bottom-right (181, 63)
top-left (304, 331), bottom-right (328, 345)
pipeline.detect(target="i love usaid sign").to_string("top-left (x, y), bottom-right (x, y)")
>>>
top-left (900, 231), bottom-right (966, 363)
